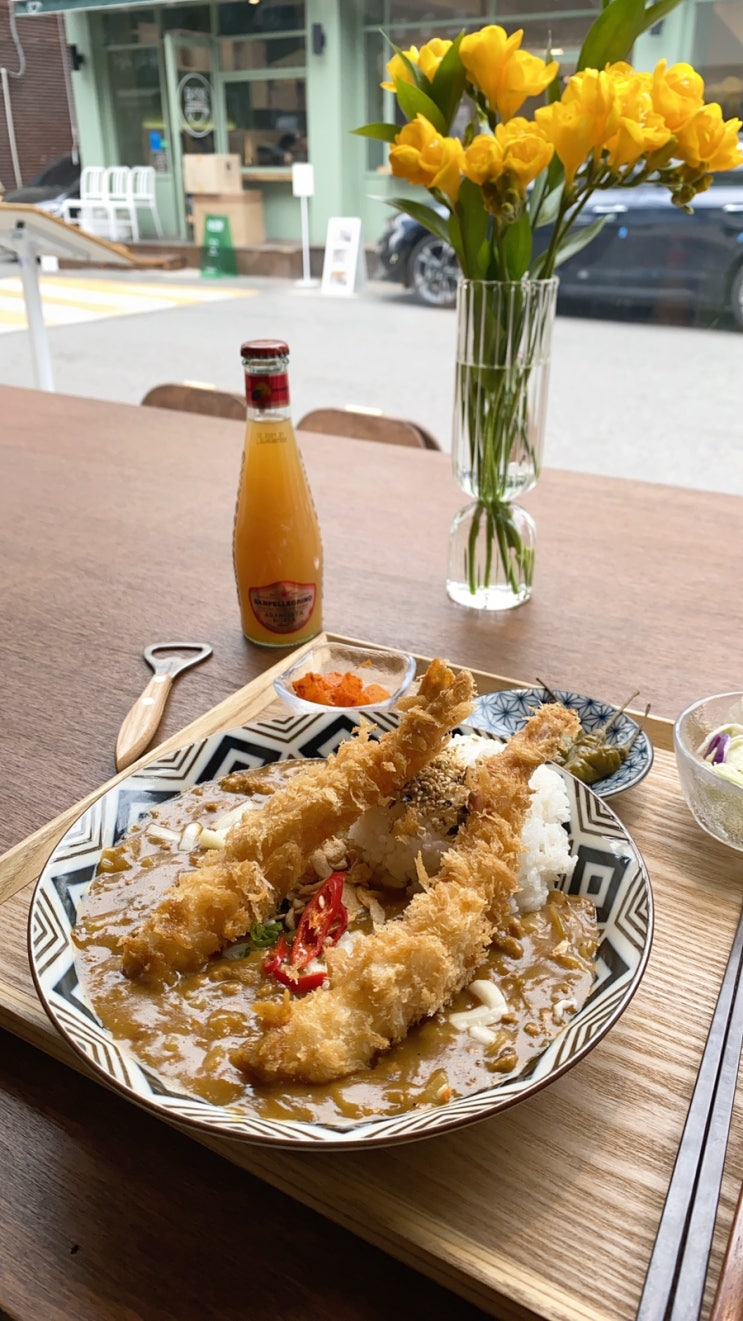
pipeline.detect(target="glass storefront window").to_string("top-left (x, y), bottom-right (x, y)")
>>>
top-left (693, 0), bottom-right (743, 121)
top-left (108, 48), bottom-right (164, 167)
top-left (102, 8), bottom-right (159, 45)
top-left (225, 79), bottom-right (307, 167)
top-left (160, 6), bottom-right (212, 34)
top-left (217, 1), bottom-right (305, 38)
top-left (221, 34), bottom-right (306, 72)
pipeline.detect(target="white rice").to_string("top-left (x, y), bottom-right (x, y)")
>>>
top-left (348, 733), bottom-right (575, 914)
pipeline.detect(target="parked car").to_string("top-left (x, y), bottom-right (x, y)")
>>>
top-left (3, 155), bottom-right (81, 217)
top-left (376, 167), bottom-right (743, 327)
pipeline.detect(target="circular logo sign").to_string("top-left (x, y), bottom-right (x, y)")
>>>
top-left (177, 73), bottom-right (212, 139)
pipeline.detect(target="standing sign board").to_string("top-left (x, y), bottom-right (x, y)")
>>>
top-left (320, 217), bottom-right (366, 297)
top-left (292, 164), bottom-right (316, 287)
top-left (200, 214), bottom-right (238, 278)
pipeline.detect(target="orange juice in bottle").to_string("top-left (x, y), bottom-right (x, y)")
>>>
top-left (233, 339), bottom-right (323, 646)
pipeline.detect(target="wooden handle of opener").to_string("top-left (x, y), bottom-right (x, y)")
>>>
top-left (114, 674), bottom-right (173, 771)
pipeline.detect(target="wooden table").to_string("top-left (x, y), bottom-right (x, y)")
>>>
top-left (1, 383), bottom-right (741, 1321)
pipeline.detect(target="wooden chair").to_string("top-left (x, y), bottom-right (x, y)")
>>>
top-left (297, 406), bottom-right (441, 450)
top-left (141, 383), bottom-right (245, 422)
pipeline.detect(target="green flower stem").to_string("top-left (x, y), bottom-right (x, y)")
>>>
top-left (464, 500), bottom-right (534, 597)
top-left (455, 278), bottom-right (555, 600)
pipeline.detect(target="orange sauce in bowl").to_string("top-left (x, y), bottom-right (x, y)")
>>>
top-left (292, 670), bottom-right (391, 707)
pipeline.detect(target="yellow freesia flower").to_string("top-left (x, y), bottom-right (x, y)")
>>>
top-left (463, 120), bottom-right (554, 193)
top-left (673, 102), bottom-right (743, 172)
top-left (418, 38), bottom-right (453, 82)
top-left (603, 65), bottom-right (672, 171)
top-left (460, 24), bottom-right (558, 122)
top-left (534, 101), bottom-right (599, 187)
top-left (381, 47), bottom-right (419, 92)
top-left (651, 60), bottom-right (705, 132)
top-left (389, 114), bottom-right (465, 201)
top-left (381, 38), bottom-right (452, 91)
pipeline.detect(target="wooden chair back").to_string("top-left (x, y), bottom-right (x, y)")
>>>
top-left (141, 383), bottom-right (246, 422)
top-left (297, 407), bottom-right (441, 450)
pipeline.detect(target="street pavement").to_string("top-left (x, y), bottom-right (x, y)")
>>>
top-left (0, 264), bottom-right (741, 495)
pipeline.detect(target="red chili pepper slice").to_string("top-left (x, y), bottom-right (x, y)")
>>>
top-left (290, 871), bottom-right (348, 969)
top-left (263, 873), bottom-right (348, 995)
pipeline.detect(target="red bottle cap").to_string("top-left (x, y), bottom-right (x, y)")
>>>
top-left (241, 339), bottom-right (289, 361)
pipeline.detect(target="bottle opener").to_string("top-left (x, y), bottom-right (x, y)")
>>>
top-left (115, 642), bottom-right (213, 772)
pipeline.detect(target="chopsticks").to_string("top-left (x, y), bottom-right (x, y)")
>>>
top-left (636, 899), bottom-right (743, 1321)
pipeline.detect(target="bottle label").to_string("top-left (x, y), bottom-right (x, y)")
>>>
top-left (249, 581), bottom-right (317, 634)
top-left (245, 372), bottom-right (290, 409)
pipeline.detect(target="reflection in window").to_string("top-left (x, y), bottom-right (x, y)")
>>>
top-left (160, 6), bottom-right (212, 34)
top-left (225, 80), bottom-right (307, 167)
top-left (217, 1), bottom-right (305, 37)
top-left (221, 35), bottom-right (306, 72)
top-left (108, 48), bottom-right (164, 166)
top-left (102, 8), bottom-right (159, 45)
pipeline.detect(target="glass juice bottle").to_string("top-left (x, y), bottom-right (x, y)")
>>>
top-left (233, 339), bottom-right (323, 646)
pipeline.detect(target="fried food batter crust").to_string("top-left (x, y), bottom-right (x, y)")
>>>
top-left (234, 703), bottom-right (581, 1085)
top-left (120, 659), bottom-right (475, 982)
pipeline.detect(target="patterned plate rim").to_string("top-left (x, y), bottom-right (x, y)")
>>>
top-left (470, 687), bottom-right (654, 798)
top-left (28, 711), bottom-right (654, 1151)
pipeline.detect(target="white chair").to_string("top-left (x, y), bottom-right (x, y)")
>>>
top-left (105, 165), bottom-right (138, 242)
top-left (60, 165), bottom-right (108, 230)
top-left (130, 166), bottom-right (163, 239)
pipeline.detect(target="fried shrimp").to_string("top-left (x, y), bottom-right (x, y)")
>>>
top-left (119, 658), bottom-right (476, 983)
top-left (233, 702), bottom-right (580, 1085)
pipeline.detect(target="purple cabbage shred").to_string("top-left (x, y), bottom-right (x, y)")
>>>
top-left (704, 732), bottom-right (730, 765)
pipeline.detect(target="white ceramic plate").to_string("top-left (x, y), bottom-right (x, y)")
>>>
top-left (29, 711), bottom-right (653, 1150)
top-left (472, 687), bottom-right (654, 797)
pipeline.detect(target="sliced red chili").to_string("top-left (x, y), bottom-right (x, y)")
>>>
top-left (291, 871), bottom-right (348, 968)
top-left (262, 873), bottom-right (348, 995)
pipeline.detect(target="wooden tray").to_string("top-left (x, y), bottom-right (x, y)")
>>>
top-left (1, 639), bottom-right (740, 1321)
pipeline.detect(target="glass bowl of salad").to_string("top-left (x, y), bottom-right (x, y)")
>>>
top-left (674, 692), bottom-right (743, 851)
top-left (274, 641), bottom-right (417, 716)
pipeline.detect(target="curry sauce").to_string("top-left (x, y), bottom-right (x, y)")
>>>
top-left (74, 768), bottom-right (598, 1126)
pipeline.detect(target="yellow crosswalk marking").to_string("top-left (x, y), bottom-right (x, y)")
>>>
top-left (0, 274), bottom-right (256, 334)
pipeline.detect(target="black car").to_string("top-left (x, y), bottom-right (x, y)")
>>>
top-left (3, 154), bottom-right (81, 217)
top-left (376, 167), bottom-right (743, 327)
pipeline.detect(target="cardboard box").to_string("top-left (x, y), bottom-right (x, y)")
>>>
top-left (191, 191), bottom-right (265, 247)
top-left (182, 153), bottom-right (244, 195)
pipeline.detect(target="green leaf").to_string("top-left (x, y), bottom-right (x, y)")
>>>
top-left (387, 197), bottom-right (454, 246)
top-left (502, 213), bottom-right (532, 279)
top-left (352, 122), bottom-right (399, 143)
top-left (429, 34), bottom-right (467, 131)
top-left (454, 177), bottom-right (490, 278)
top-left (577, 0), bottom-right (683, 71)
top-left (552, 215), bottom-right (608, 266)
top-left (533, 181), bottom-right (565, 228)
top-left (395, 80), bottom-right (447, 134)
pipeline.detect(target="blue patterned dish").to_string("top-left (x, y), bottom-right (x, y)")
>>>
top-left (471, 687), bottom-right (653, 798)
top-left (29, 711), bottom-right (652, 1150)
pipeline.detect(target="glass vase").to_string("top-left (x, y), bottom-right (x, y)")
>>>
top-left (446, 277), bottom-right (558, 611)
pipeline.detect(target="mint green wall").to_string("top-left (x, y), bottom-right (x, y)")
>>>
top-left (64, 12), bottom-right (110, 165)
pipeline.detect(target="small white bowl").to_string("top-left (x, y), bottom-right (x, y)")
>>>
top-left (274, 642), bottom-right (417, 716)
top-left (674, 692), bottom-right (743, 851)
